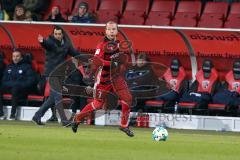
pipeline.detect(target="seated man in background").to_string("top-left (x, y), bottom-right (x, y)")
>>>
top-left (0, 50), bottom-right (37, 120)
top-left (70, 2), bottom-right (96, 23)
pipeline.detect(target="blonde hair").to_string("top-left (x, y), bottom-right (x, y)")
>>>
top-left (105, 21), bottom-right (118, 29)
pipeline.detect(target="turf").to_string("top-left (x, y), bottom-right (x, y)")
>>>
top-left (0, 121), bottom-right (240, 160)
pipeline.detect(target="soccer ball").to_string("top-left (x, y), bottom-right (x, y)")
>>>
top-left (152, 127), bottom-right (168, 141)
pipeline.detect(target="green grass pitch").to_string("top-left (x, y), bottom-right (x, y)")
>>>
top-left (0, 121), bottom-right (240, 160)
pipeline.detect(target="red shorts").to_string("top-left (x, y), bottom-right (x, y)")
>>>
top-left (93, 76), bottom-right (132, 107)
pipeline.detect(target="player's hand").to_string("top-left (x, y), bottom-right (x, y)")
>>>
top-left (38, 34), bottom-right (44, 43)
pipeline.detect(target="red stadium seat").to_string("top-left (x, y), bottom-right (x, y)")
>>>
top-left (3, 94), bottom-right (12, 100)
top-left (44, 81), bottom-right (50, 97)
top-left (37, 64), bottom-right (44, 74)
top-left (71, 0), bottom-right (99, 15)
top-left (224, 3), bottom-right (240, 28)
top-left (172, 1), bottom-right (202, 27)
top-left (202, 2), bottom-right (228, 15)
top-left (24, 52), bottom-right (40, 73)
top-left (119, 0), bottom-right (149, 25)
top-left (145, 100), bottom-right (164, 107)
top-left (208, 103), bottom-right (226, 111)
top-left (198, 14), bottom-right (225, 28)
top-left (145, 100), bottom-right (165, 112)
top-left (198, 2), bottom-right (229, 28)
top-left (96, 0), bottom-right (123, 23)
top-left (172, 13), bottom-right (199, 27)
top-left (224, 15), bottom-right (240, 29)
top-left (27, 95), bottom-right (44, 102)
top-left (228, 2), bottom-right (240, 14)
top-left (145, 0), bottom-right (176, 26)
top-left (31, 60), bottom-right (39, 73)
top-left (178, 102), bottom-right (197, 109)
top-left (3, 94), bottom-right (44, 105)
top-left (120, 11), bottom-right (146, 25)
top-left (176, 1), bottom-right (202, 13)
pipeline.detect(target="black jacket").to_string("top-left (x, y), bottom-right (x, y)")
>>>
top-left (64, 62), bottom-right (86, 86)
top-left (47, 13), bottom-right (66, 22)
top-left (40, 35), bottom-right (81, 76)
top-left (71, 13), bottom-right (96, 23)
top-left (2, 59), bottom-right (37, 89)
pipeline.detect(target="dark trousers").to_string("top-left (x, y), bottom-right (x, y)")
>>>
top-left (0, 86), bottom-right (29, 116)
top-left (34, 77), bottom-right (67, 122)
top-left (156, 90), bottom-right (179, 109)
top-left (70, 96), bottom-right (87, 113)
top-left (156, 90), bottom-right (179, 101)
top-left (212, 90), bottom-right (240, 112)
top-left (212, 90), bottom-right (240, 105)
top-left (180, 92), bottom-right (211, 109)
top-left (50, 96), bottom-right (88, 117)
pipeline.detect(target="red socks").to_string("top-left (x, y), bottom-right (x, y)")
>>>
top-left (120, 101), bottom-right (130, 128)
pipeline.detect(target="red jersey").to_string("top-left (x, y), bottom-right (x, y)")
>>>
top-left (94, 37), bottom-right (120, 86)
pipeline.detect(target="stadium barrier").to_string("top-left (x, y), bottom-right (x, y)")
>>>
top-left (0, 20), bottom-right (240, 80)
top-left (94, 109), bottom-right (240, 132)
top-left (3, 105), bottom-right (240, 132)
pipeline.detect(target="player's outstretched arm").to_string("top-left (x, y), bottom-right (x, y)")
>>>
top-left (38, 34), bottom-right (54, 50)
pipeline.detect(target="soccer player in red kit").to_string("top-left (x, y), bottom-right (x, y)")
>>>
top-left (71, 21), bottom-right (134, 137)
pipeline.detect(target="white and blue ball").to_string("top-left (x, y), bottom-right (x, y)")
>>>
top-left (152, 127), bottom-right (168, 141)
